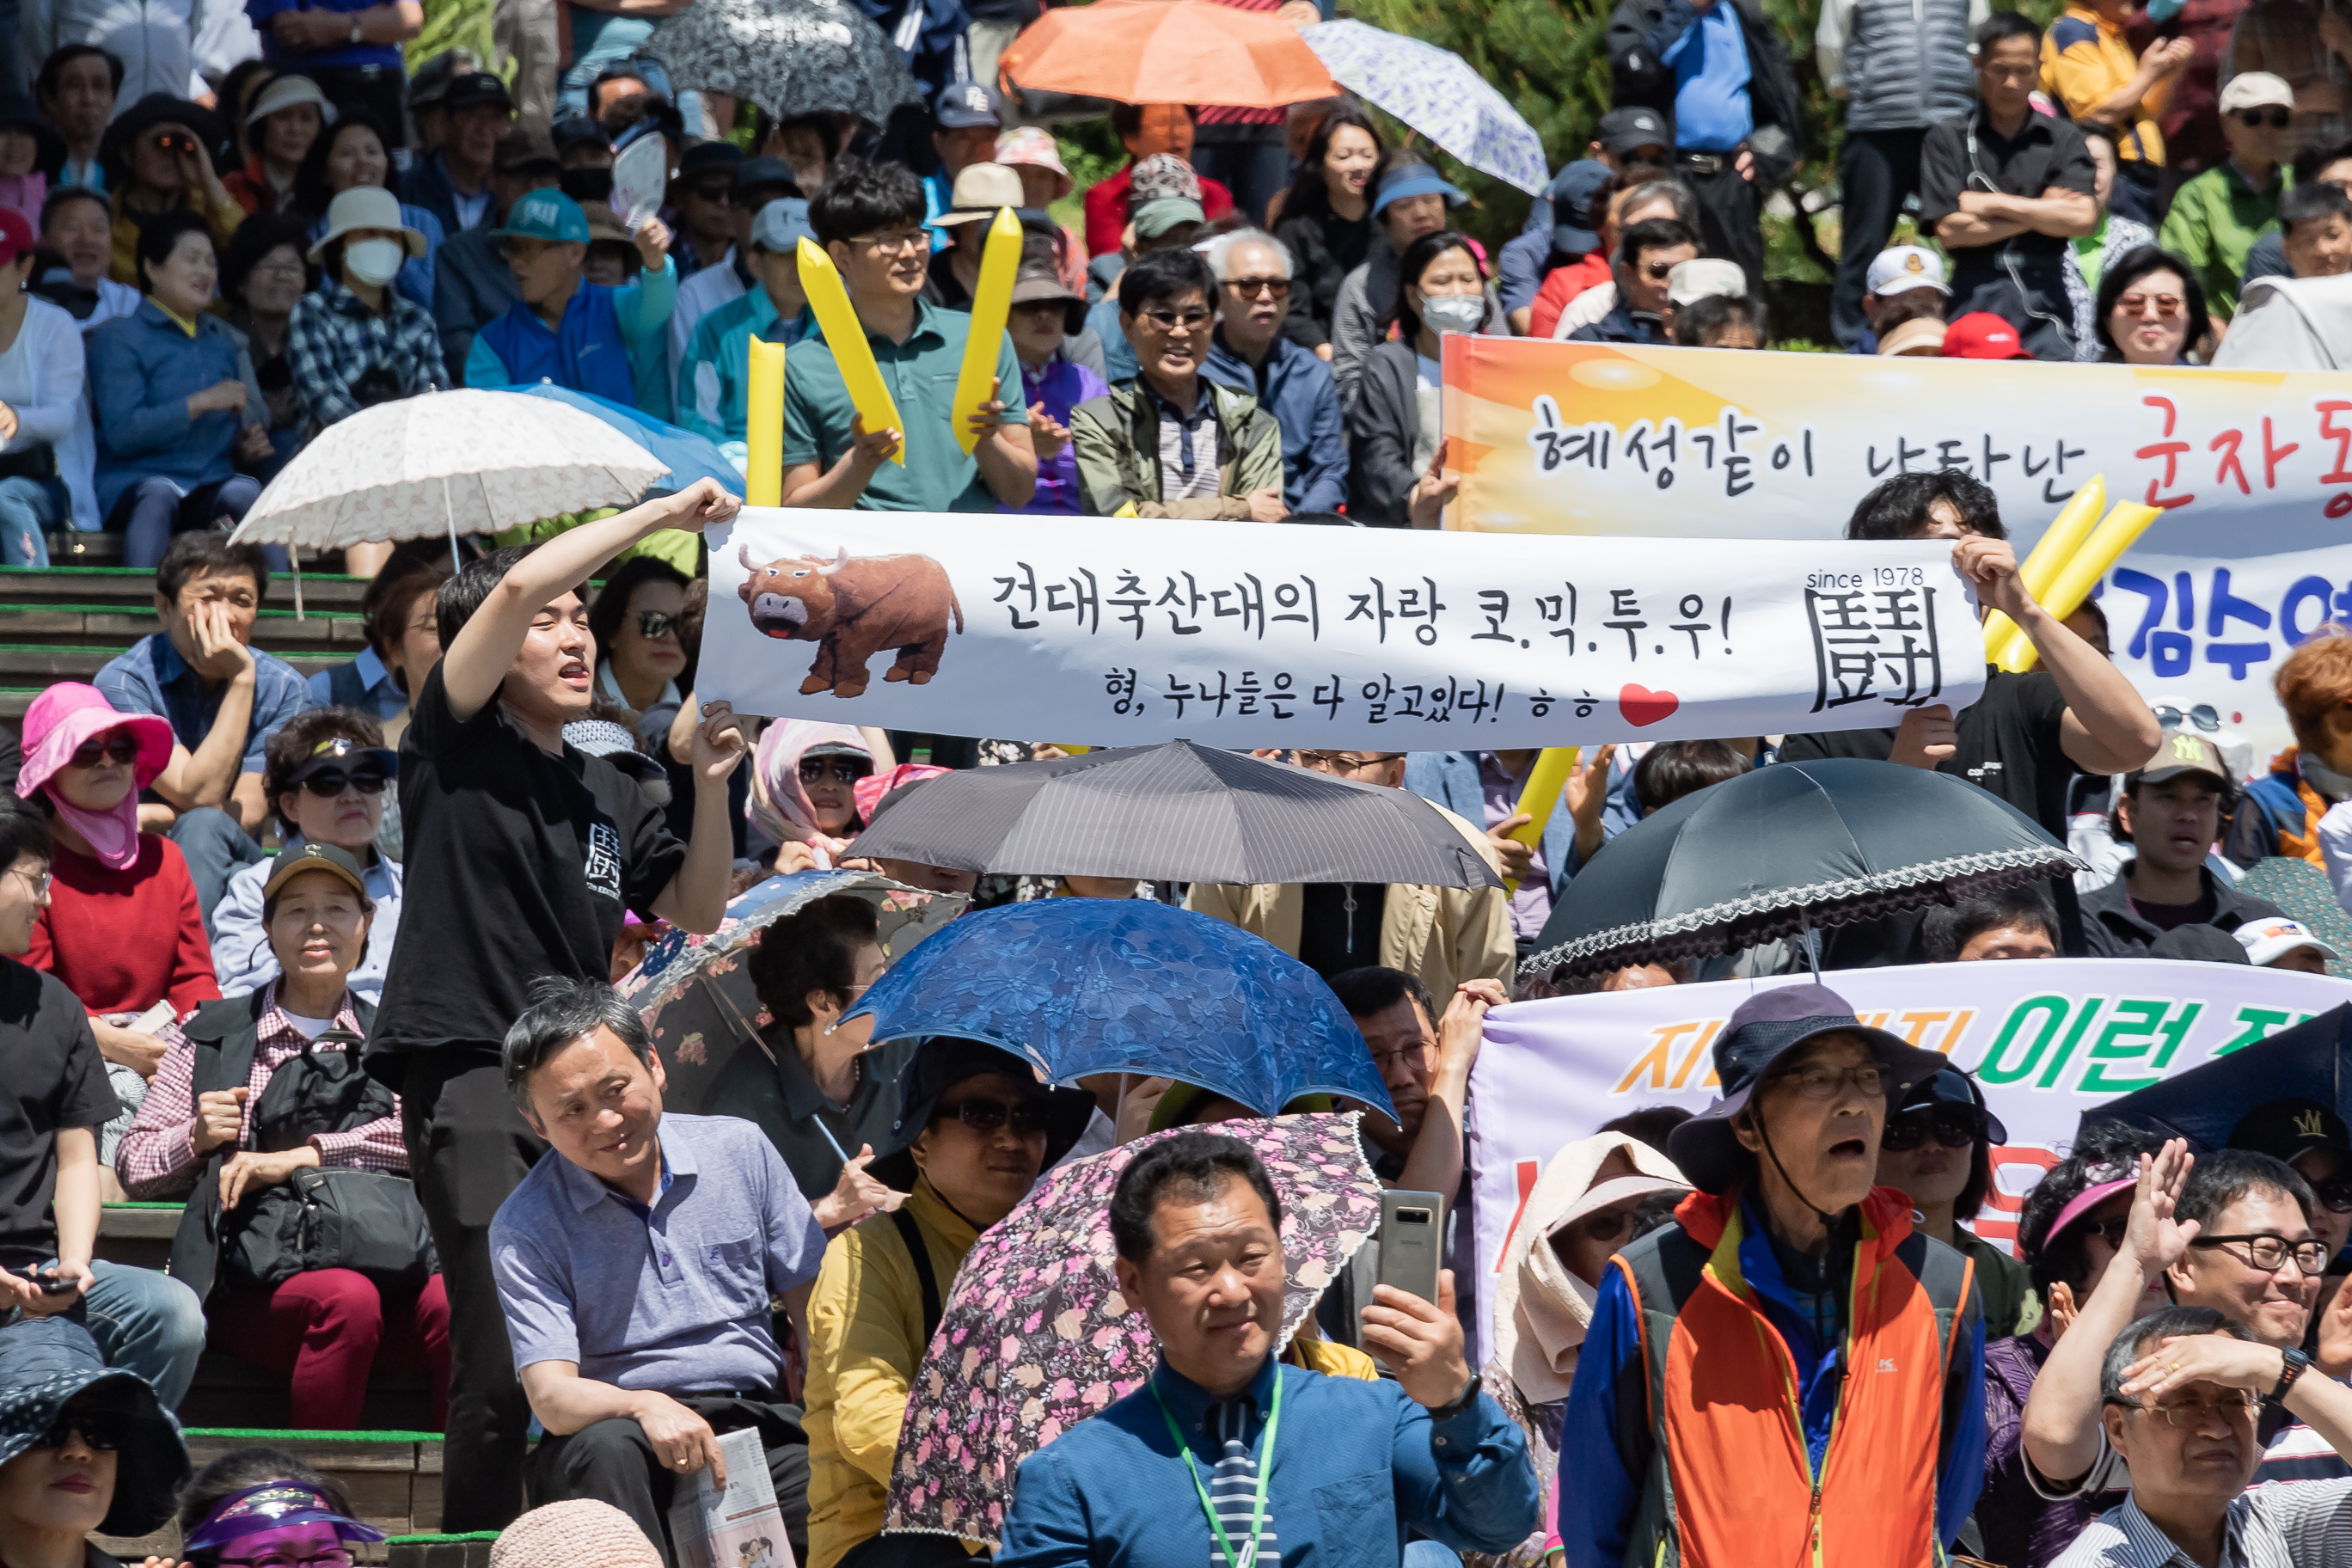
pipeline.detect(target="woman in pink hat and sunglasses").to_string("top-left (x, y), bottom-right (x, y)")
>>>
top-left (17, 682), bottom-right (221, 1155)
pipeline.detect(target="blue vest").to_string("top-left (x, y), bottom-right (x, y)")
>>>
top-left (477, 284), bottom-right (638, 406)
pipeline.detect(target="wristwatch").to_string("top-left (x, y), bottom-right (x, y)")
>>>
top-left (1425, 1373), bottom-right (1481, 1421)
top-left (2271, 1345), bottom-right (2313, 1403)
top-left (349, 15), bottom-right (364, 42)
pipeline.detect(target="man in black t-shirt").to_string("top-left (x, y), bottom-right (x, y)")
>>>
top-left (1918, 12), bottom-right (2099, 360)
top-left (2081, 734), bottom-right (2288, 955)
top-left (1779, 471), bottom-right (2164, 957)
top-left (367, 479), bottom-right (748, 1531)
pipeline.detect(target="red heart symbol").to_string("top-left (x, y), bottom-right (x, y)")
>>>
top-left (1619, 684), bottom-right (1679, 727)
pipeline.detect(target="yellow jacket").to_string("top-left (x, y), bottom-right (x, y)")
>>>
top-left (805, 1179), bottom-right (980, 1568)
top-left (1183, 803), bottom-right (1514, 1001)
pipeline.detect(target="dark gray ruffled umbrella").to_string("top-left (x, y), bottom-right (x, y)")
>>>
top-left (1522, 756), bottom-right (2082, 981)
top-left (643, 0), bottom-right (922, 125)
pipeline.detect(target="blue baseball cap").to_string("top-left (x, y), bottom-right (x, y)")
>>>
top-left (1372, 161), bottom-right (1467, 217)
top-left (494, 189), bottom-right (591, 243)
top-left (750, 197), bottom-right (815, 254)
top-left (1548, 159), bottom-right (1611, 256)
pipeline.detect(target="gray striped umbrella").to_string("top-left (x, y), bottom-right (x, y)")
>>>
top-left (845, 740), bottom-right (1504, 888)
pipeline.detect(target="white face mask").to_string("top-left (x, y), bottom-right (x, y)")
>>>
top-left (344, 237), bottom-right (405, 287)
top-left (1420, 293), bottom-right (1484, 336)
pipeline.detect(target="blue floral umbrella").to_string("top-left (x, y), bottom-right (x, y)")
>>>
top-left (843, 899), bottom-right (1396, 1122)
top-left (1300, 21), bottom-right (1549, 195)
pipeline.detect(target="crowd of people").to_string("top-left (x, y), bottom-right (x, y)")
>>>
top-left (3, 2), bottom-right (2352, 1567)
top-left (0, 0), bottom-right (2342, 566)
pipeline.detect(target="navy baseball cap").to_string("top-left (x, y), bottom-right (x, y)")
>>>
top-left (935, 81), bottom-right (1003, 129)
top-left (1548, 159), bottom-right (1611, 256)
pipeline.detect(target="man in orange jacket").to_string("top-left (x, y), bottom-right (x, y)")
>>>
top-left (1556, 982), bottom-right (1988, 1568)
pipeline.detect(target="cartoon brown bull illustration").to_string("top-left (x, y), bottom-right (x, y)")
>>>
top-left (738, 545), bottom-right (964, 698)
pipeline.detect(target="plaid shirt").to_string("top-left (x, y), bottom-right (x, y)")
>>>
top-left (285, 274), bottom-right (447, 432)
top-left (114, 984), bottom-right (406, 1197)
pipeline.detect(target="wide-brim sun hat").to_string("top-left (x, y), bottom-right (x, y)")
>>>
top-left (0, 1318), bottom-right (189, 1537)
top-left (17, 682), bottom-right (173, 799)
top-left (1666, 981), bottom-right (1951, 1193)
top-left (308, 185), bottom-right (427, 261)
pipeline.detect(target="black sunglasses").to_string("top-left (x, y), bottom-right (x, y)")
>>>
top-left (69, 735), bottom-right (141, 769)
top-left (297, 769), bottom-right (389, 798)
top-left (2317, 1176), bottom-right (2352, 1215)
top-left (636, 609), bottom-right (679, 640)
top-left (798, 756), bottom-right (871, 784)
top-left (33, 1407), bottom-right (130, 1452)
top-left (2238, 107), bottom-right (2293, 129)
top-left (1880, 1106), bottom-right (1982, 1152)
top-left (936, 1096), bottom-right (1050, 1137)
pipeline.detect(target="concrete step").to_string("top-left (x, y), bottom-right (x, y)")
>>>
top-left (93, 1428), bottom-right (450, 1561)
top-left (0, 643), bottom-right (341, 682)
top-left (3, 564), bottom-right (371, 611)
top-left (0, 604), bottom-right (364, 656)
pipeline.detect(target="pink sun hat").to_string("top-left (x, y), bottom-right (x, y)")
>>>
top-left (17, 683), bottom-right (174, 799)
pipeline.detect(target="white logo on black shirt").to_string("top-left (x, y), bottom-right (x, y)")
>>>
top-left (584, 820), bottom-right (623, 902)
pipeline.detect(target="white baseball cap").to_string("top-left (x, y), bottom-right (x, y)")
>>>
top-left (1867, 245), bottom-right (1949, 297)
top-left (2235, 916), bottom-right (2339, 966)
top-left (2219, 71), bottom-right (2294, 113)
top-left (1666, 257), bottom-right (1747, 306)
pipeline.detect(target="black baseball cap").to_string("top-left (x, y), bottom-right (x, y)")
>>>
top-left (2231, 1097), bottom-right (2352, 1163)
top-left (732, 155), bottom-right (801, 199)
top-left (260, 842), bottom-right (370, 903)
top-left (443, 71), bottom-right (513, 112)
top-left (1597, 106), bottom-right (1669, 156)
top-left (677, 139), bottom-right (742, 181)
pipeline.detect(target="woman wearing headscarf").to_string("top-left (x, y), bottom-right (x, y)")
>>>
top-left (16, 682), bottom-right (217, 1155)
top-left (1485, 1131), bottom-right (1688, 1567)
top-left (746, 720), bottom-right (873, 869)
top-left (0, 1316), bottom-right (189, 1568)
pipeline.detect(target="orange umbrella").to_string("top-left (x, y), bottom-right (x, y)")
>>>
top-left (999, 0), bottom-right (1340, 107)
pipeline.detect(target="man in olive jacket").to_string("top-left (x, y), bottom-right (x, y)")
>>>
top-left (1069, 247), bottom-right (1287, 520)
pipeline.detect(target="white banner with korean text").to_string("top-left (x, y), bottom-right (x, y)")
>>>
top-left (698, 511), bottom-right (1988, 749)
top-left (1464, 959), bottom-right (2352, 1365)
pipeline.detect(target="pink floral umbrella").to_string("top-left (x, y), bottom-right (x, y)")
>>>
top-left (884, 1113), bottom-right (1382, 1546)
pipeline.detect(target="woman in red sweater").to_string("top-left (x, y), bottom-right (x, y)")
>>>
top-left (18, 683), bottom-right (221, 1156)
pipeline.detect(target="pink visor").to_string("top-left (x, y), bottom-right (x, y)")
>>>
top-left (2046, 1176), bottom-right (2137, 1249)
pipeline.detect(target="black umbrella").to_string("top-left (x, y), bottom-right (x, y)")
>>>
top-left (844, 740), bottom-right (1503, 889)
top-left (2081, 1004), bottom-right (2352, 1151)
top-left (643, 0), bottom-right (922, 126)
top-left (1522, 756), bottom-right (2081, 980)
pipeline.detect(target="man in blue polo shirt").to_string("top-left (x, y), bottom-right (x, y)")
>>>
top-left (493, 977), bottom-right (848, 1565)
top-left (94, 532), bottom-right (315, 922)
top-left (466, 189), bottom-right (677, 409)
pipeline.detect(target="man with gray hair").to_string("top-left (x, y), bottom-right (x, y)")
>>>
top-left (490, 977), bottom-right (876, 1566)
top-left (1202, 228), bottom-right (1348, 518)
top-left (2050, 1302), bottom-right (2352, 1565)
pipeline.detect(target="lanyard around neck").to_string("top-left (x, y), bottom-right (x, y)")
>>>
top-left (1148, 1367), bottom-right (1284, 1568)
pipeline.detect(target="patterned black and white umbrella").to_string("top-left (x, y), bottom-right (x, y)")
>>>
top-left (643, 0), bottom-right (922, 125)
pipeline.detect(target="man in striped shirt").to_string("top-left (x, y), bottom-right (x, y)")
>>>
top-left (2051, 1303), bottom-right (2352, 1567)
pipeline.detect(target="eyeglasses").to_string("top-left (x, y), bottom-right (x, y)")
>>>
top-left (1640, 260), bottom-right (1680, 279)
top-left (217, 1550), bottom-right (356, 1568)
top-left (2192, 1233), bottom-right (2331, 1273)
top-left (635, 609), bottom-right (678, 640)
top-left (1879, 1106), bottom-right (1983, 1153)
top-left (2237, 107), bottom-right (2294, 129)
top-left (297, 769), bottom-right (389, 799)
top-left (1366, 1038), bottom-right (1435, 1072)
top-left (2116, 291), bottom-right (2186, 319)
top-left (6, 865), bottom-right (51, 899)
top-left (851, 230), bottom-right (930, 254)
top-left (1771, 1063), bottom-right (1889, 1102)
top-left (2316, 1176), bottom-right (2352, 1215)
top-left (1224, 276), bottom-right (1291, 299)
top-left (2076, 1214), bottom-right (2132, 1249)
top-left (251, 259), bottom-right (308, 280)
top-left (1294, 750), bottom-right (1406, 775)
top-left (31, 1408), bottom-right (130, 1452)
top-left (68, 734), bottom-right (141, 769)
top-left (2154, 703), bottom-right (2221, 732)
top-left (151, 131), bottom-right (197, 156)
top-left (1139, 307), bottom-right (1213, 331)
top-left (936, 1096), bottom-right (1050, 1137)
top-left (798, 756), bottom-right (871, 784)
top-left (2121, 1390), bottom-right (2261, 1426)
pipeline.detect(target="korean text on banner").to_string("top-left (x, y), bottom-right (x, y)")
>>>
top-left (1439, 337), bottom-right (2352, 752)
top-left (1464, 959), bottom-right (2352, 1365)
top-left (700, 510), bottom-right (1987, 750)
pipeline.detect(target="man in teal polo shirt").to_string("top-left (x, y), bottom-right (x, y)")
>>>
top-left (677, 199), bottom-right (818, 467)
top-left (779, 161), bottom-right (1035, 512)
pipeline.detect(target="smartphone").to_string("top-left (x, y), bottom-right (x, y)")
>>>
top-left (1376, 1190), bottom-right (1445, 1308)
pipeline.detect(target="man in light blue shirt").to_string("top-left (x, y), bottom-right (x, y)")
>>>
top-left (492, 978), bottom-right (843, 1565)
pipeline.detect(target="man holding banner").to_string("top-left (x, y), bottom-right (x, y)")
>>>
top-left (1555, 983), bottom-right (1985, 1568)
